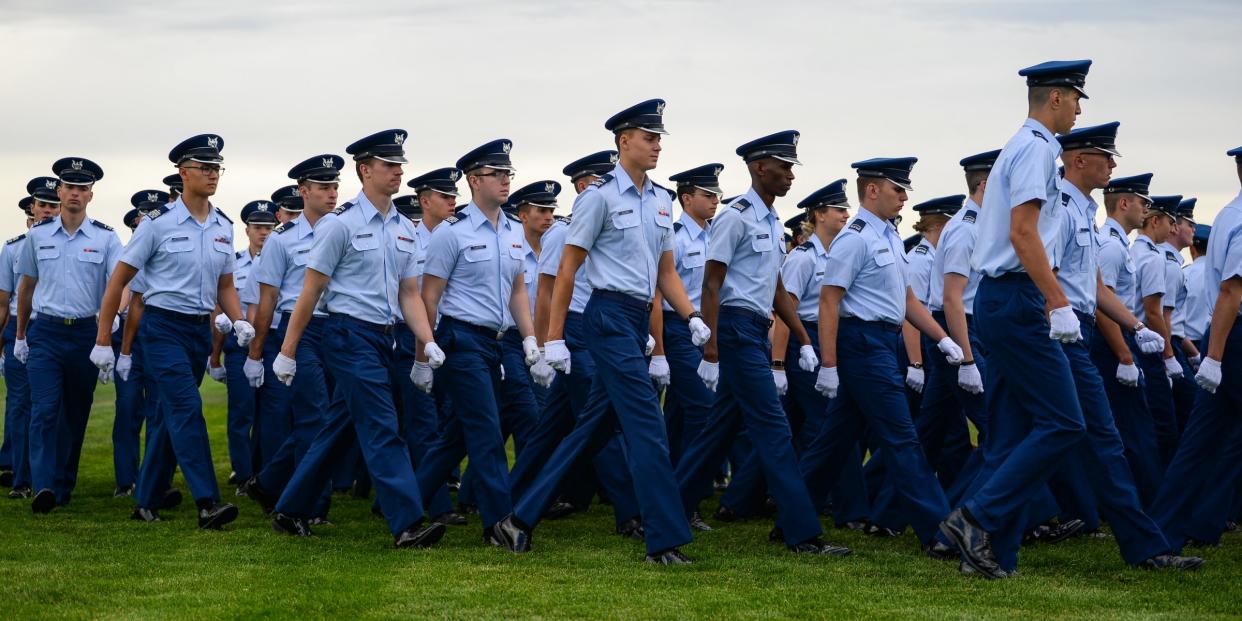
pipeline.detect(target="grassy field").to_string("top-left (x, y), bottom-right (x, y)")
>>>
top-left (0, 381), bottom-right (1239, 620)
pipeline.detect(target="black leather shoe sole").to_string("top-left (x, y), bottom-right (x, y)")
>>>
top-left (9, 486), bottom-right (32, 499)
top-left (432, 512), bottom-right (467, 527)
top-left (543, 501), bottom-right (577, 520)
top-left (490, 516), bottom-right (533, 552)
top-left (161, 489), bottom-right (184, 510)
top-left (272, 513), bottom-right (314, 537)
top-left (31, 489), bottom-right (56, 514)
top-left (240, 477), bottom-right (275, 514)
top-left (0, 470), bottom-right (13, 487)
top-left (395, 522), bottom-right (446, 548)
top-left (198, 503), bottom-right (239, 530)
top-left (645, 548), bottom-right (693, 565)
top-left (939, 508), bottom-right (1004, 580)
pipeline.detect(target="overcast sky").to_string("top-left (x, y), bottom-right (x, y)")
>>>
top-left (2, 0), bottom-right (1239, 244)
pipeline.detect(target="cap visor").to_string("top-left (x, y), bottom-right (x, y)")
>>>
top-left (1093, 146), bottom-right (1121, 157)
top-left (639, 127), bottom-right (669, 135)
top-left (431, 188), bottom-right (460, 198)
top-left (1073, 86), bottom-right (1089, 99)
top-left (891, 179), bottom-right (913, 192)
top-left (693, 185), bottom-right (723, 196)
top-left (375, 155), bottom-right (408, 164)
top-left (773, 155), bottom-right (802, 166)
top-left (186, 156), bottom-right (224, 164)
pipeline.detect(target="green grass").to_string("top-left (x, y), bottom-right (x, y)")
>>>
top-left (0, 381), bottom-right (1239, 620)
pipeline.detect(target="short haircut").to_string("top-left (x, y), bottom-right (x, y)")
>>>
top-left (856, 176), bottom-right (879, 202)
top-left (965, 169), bottom-right (988, 195)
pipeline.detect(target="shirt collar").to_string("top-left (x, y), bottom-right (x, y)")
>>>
top-left (855, 204), bottom-right (892, 236)
top-left (677, 213), bottom-right (706, 239)
top-left (353, 191), bottom-right (396, 225)
top-left (1023, 118), bottom-right (1063, 157)
top-left (744, 187), bottom-right (774, 223)
top-left (297, 217), bottom-right (315, 239)
top-left (1135, 233), bottom-right (1155, 247)
top-left (1104, 218), bottom-right (1129, 245)
top-left (464, 201), bottom-right (511, 232)
top-left (610, 163), bottom-right (653, 199)
top-left (50, 216), bottom-right (95, 239)
top-left (1059, 178), bottom-right (1096, 212)
top-left (809, 232), bottom-right (829, 257)
top-left (963, 197), bottom-right (981, 212)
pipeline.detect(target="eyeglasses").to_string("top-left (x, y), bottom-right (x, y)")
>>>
top-left (474, 171), bottom-right (515, 180)
top-left (184, 166), bottom-right (225, 176)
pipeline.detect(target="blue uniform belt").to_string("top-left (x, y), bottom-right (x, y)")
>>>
top-left (839, 316), bottom-right (900, 333)
top-left (329, 313), bottom-right (395, 334)
top-left (37, 314), bottom-right (97, 326)
top-left (987, 271), bottom-right (1032, 283)
top-left (146, 306), bottom-right (211, 324)
top-left (440, 315), bottom-right (504, 340)
top-left (594, 289), bottom-right (653, 312)
top-left (720, 305), bottom-right (772, 327)
top-left (1073, 309), bottom-right (1096, 327)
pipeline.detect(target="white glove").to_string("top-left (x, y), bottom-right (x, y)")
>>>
top-left (906, 366), bottom-right (925, 393)
top-left (814, 366), bottom-right (839, 399)
top-left (116, 354), bottom-right (133, 382)
top-left (111, 315), bottom-right (120, 334)
top-left (545, 339), bottom-right (571, 374)
top-left (98, 368), bottom-right (113, 384)
top-left (213, 313), bottom-right (233, 335)
top-left (773, 369), bottom-right (788, 396)
top-left (1163, 355), bottom-right (1184, 379)
top-left (243, 356), bottom-right (265, 388)
top-left (410, 360), bottom-right (434, 393)
top-left (645, 334), bottom-right (656, 357)
top-left (1116, 362), bottom-right (1140, 387)
top-left (0, 353), bottom-right (5, 379)
top-left (522, 335), bottom-right (540, 366)
top-left (688, 316), bottom-right (711, 346)
top-left (14, 338), bottom-right (29, 364)
top-left (424, 342), bottom-right (446, 369)
top-left (89, 343), bottom-right (114, 375)
top-left (1134, 326), bottom-right (1165, 354)
top-left (697, 359), bottom-right (719, 392)
top-left (530, 355), bottom-right (555, 388)
top-left (273, 353), bottom-right (296, 386)
top-left (649, 355), bottom-right (671, 388)
top-left (958, 363), bottom-right (984, 394)
top-left (937, 337), bottom-right (965, 365)
top-left (798, 345), bottom-right (819, 372)
top-left (499, 363), bottom-right (505, 381)
top-left (207, 360), bottom-right (227, 383)
top-left (233, 320), bottom-right (255, 347)
top-left (1048, 306), bottom-right (1082, 343)
top-left (1188, 354), bottom-right (1202, 372)
top-left (1195, 357), bottom-right (1222, 393)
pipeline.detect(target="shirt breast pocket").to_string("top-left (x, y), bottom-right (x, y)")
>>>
top-left (1124, 257), bottom-right (1136, 274)
top-left (1075, 228), bottom-right (1091, 247)
top-left (610, 209), bottom-right (640, 231)
top-left (292, 248), bottom-right (311, 267)
top-left (165, 237), bottom-right (193, 254)
top-left (463, 244), bottom-right (495, 263)
top-left (36, 245), bottom-right (61, 261)
top-left (213, 241), bottom-right (233, 255)
top-left (77, 249), bottom-right (104, 266)
top-left (874, 250), bottom-right (896, 268)
top-left (751, 234), bottom-right (774, 253)
top-left (684, 250), bottom-right (706, 269)
top-left (351, 234), bottom-right (380, 252)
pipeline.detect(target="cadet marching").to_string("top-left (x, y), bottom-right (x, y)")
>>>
top-left (5, 59), bottom-right (1242, 576)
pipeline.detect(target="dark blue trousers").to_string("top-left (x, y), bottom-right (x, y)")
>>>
top-left (134, 308), bottom-right (220, 508)
top-left (1136, 347), bottom-right (1180, 468)
top-left (661, 312), bottom-right (714, 466)
top-left (111, 318), bottom-right (149, 490)
top-left (918, 312), bottom-right (988, 490)
top-left (1090, 328), bottom-right (1163, 507)
top-left (275, 316), bottom-right (425, 535)
top-left (1170, 338), bottom-right (1198, 433)
top-left (514, 292), bottom-right (690, 554)
top-left (27, 318), bottom-right (99, 504)
top-left (413, 317), bottom-right (511, 530)
top-left (3, 323), bottom-right (33, 489)
top-left (390, 324), bottom-right (452, 518)
top-left (223, 339), bottom-right (257, 480)
top-left (252, 324), bottom-right (291, 472)
top-left (1151, 323), bottom-right (1242, 549)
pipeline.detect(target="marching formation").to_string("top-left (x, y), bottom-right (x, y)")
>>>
top-left (3, 58), bottom-right (1241, 578)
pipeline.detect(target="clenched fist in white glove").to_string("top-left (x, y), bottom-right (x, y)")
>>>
top-left (207, 360), bottom-right (227, 383)
top-left (958, 362), bottom-right (983, 394)
top-left (424, 342), bottom-right (446, 368)
top-left (89, 343), bottom-right (114, 375)
top-left (937, 337), bottom-right (964, 365)
top-left (14, 338), bottom-right (29, 364)
top-left (798, 345), bottom-right (819, 372)
top-left (530, 355), bottom-right (556, 388)
top-left (648, 355), bottom-right (670, 388)
top-left (906, 366), bottom-right (925, 393)
top-left (213, 313), bottom-right (233, 335)
top-left (243, 356), bottom-right (265, 388)
top-left (1048, 306), bottom-right (1081, 343)
top-left (116, 354), bottom-right (133, 382)
top-left (1134, 325), bottom-right (1164, 354)
top-left (522, 336), bottom-right (540, 366)
top-left (773, 369), bottom-right (788, 396)
top-left (814, 366), bottom-right (839, 399)
top-left (1116, 362), bottom-right (1140, 387)
top-left (411, 361), bottom-right (434, 393)
top-left (1195, 357), bottom-right (1222, 393)
top-left (273, 353), bottom-right (297, 386)
top-left (544, 340), bottom-right (571, 374)
top-left (645, 334), bottom-right (656, 357)
top-left (233, 320), bottom-right (256, 347)
top-left (1163, 355), bottom-right (1184, 379)
top-left (697, 359), bottom-right (719, 392)
top-left (688, 316), bottom-right (711, 346)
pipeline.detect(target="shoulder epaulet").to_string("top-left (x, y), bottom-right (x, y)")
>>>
top-left (331, 201), bottom-right (355, 216)
top-left (962, 210), bottom-right (977, 224)
top-left (1031, 129), bottom-right (1048, 142)
top-left (1061, 193), bottom-right (1071, 206)
top-left (554, 215), bottom-right (572, 225)
top-left (1165, 250), bottom-right (1178, 262)
top-left (505, 212), bottom-right (521, 223)
top-left (215, 208), bottom-right (232, 224)
top-left (588, 173), bottom-right (613, 189)
top-left (32, 217), bottom-right (55, 228)
top-left (233, 251), bottom-right (243, 260)
top-left (1143, 239), bottom-right (1156, 251)
top-left (6, 234), bottom-right (25, 245)
top-left (673, 222), bottom-right (683, 233)
top-left (848, 218), bottom-right (866, 233)
top-left (90, 219), bottom-right (114, 231)
top-left (730, 198), bottom-right (752, 212)
top-left (795, 241), bottom-right (813, 252)
top-left (652, 181), bottom-right (672, 196)
top-left (1109, 228), bottom-right (1122, 241)
top-left (274, 221), bottom-right (293, 234)
top-left (445, 215), bottom-right (462, 225)
top-left (914, 244), bottom-right (930, 255)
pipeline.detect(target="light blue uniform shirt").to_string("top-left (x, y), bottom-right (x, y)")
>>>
top-left (1203, 190), bottom-right (1242, 320)
top-left (414, 219), bottom-right (436, 284)
top-left (1181, 257), bottom-right (1210, 341)
top-left (18, 216), bottom-right (122, 318)
top-left (119, 199), bottom-right (237, 314)
top-left (424, 202), bottom-right (525, 332)
top-left (1131, 233), bottom-right (1167, 323)
top-left (233, 250), bottom-right (257, 315)
top-left (781, 234), bottom-right (828, 322)
top-left (518, 236), bottom-right (539, 325)
top-left (972, 119), bottom-right (1064, 277)
top-left (930, 200), bottom-right (982, 314)
top-left (538, 218), bottom-right (592, 314)
top-left (707, 188), bottom-right (785, 315)
top-left (253, 216), bottom-right (328, 320)
top-left (662, 214), bottom-right (710, 312)
top-left (906, 237), bottom-right (936, 306)
top-left (1159, 241), bottom-right (1185, 334)
top-left (564, 164), bottom-right (675, 301)
top-left (822, 206), bottom-right (908, 324)
top-left (1, 234), bottom-right (30, 315)
top-left (1098, 217), bottom-right (1138, 313)
top-left (1053, 180), bottom-right (1102, 315)
top-left (307, 192), bottom-right (419, 326)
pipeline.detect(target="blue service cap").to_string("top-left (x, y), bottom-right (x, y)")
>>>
top-left (457, 139), bottom-right (514, 173)
top-left (1178, 198), bottom-right (1197, 222)
top-left (1057, 121), bottom-right (1120, 156)
top-left (1104, 173), bottom-right (1153, 202)
top-left (508, 180), bottom-right (562, 210)
top-left (27, 176), bottom-right (60, 203)
top-left (1193, 224), bottom-right (1211, 245)
top-left (52, 157), bottom-right (104, 186)
top-left (960, 149), bottom-right (1001, 171)
top-left (736, 131), bottom-right (801, 165)
top-left (123, 209), bottom-right (143, 230)
top-left (563, 150), bottom-right (618, 181)
top-left (913, 194), bottom-right (965, 216)
top-left (798, 179), bottom-right (850, 210)
top-left (605, 99), bottom-right (668, 135)
top-left (271, 185), bottom-right (303, 212)
top-left (852, 157), bottom-right (918, 191)
top-left (241, 200), bottom-right (279, 225)
top-left (1018, 59), bottom-right (1092, 98)
top-left (668, 163), bottom-right (724, 195)
top-left (1227, 146), bottom-right (1242, 159)
top-left (346, 129), bottom-right (408, 164)
top-left (1148, 195), bottom-right (1182, 219)
top-left (162, 173), bottom-right (183, 193)
top-left (407, 167), bottom-right (462, 196)
top-left (393, 195), bottom-right (421, 219)
top-left (130, 189), bottom-right (170, 210)
top-left (289, 154), bottom-right (344, 183)
top-left (784, 212), bottom-right (807, 232)
top-left (168, 134), bottom-right (224, 165)
top-left (18, 196), bottom-right (33, 215)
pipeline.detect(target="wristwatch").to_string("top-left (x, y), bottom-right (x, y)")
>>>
top-left (771, 360), bottom-right (785, 369)
top-left (1131, 322), bottom-right (1146, 333)
top-left (688, 311), bottom-right (703, 320)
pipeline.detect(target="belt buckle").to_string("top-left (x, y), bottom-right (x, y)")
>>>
top-left (495, 330), bottom-right (504, 340)
top-left (63, 317), bottom-right (74, 325)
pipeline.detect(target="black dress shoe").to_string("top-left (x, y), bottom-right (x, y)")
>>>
top-left (939, 507), bottom-right (1004, 580)
top-left (131, 507), bottom-right (162, 522)
top-left (395, 521), bottom-right (446, 549)
top-left (645, 548), bottom-right (693, 565)
top-left (1224, 520), bottom-right (1238, 533)
top-left (432, 511), bottom-right (467, 526)
top-left (9, 486), bottom-right (32, 499)
top-left (272, 512), bottom-right (314, 537)
top-left (31, 488), bottom-right (56, 514)
top-left (197, 502), bottom-right (239, 530)
top-left (838, 521), bottom-right (869, 532)
top-left (489, 514), bottom-right (532, 552)
top-left (239, 477), bottom-right (276, 514)
top-left (925, 540), bottom-right (958, 561)
top-left (161, 488), bottom-right (184, 510)
top-left (789, 538), bottom-right (852, 556)
top-left (457, 502), bottom-right (479, 515)
top-left (713, 506), bottom-right (738, 522)
top-left (864, 523), bottom-right (903, 537)
top-left (1139, 554), bottom-right (1205, 571)
top-left (1023, 519), bottom-right (1084, 545)
top-left (0, 469), bottom-right (13, 487)
top-left (307, 517), bottom-right (332, 527)
top-left (113, 484), bottom-right (135, 498)
top-left (228, 471), bottom-right (239, 486)
top-left (960, 561), bottom-right (1010, 578)
top-left (617, 517), bottom-right (645, 541)
top-left (543, 500), bottom-right (577, 520)
top-left (713, 474), bottom-right (729, 492)
top-left (689, 512), bottom-right (713, 532)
